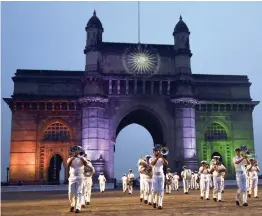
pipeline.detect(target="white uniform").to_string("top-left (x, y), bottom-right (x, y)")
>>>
top-left (181, 169), bottom-right (191, 193)
top-left (209, 173), bottom-right (213, 188)
top-left (151, 157), bottom-right (165, 207)
top-left (247, 164), bottom-right (260, 198)
top-left (81, 161), bottom-right (95, 205)
top-left (191, 173), bottom-right (195, 189)
top-left (98, 174), bottom-right (106, 192)
top-left (221, 172), bottom-right (225, 192)
top-left (138, 166), bottom-right (146, 200)
top-left (173, 174), bottom-right (180, 191)
top-left (140, 160), bottom-right (153, 204)
top-left (211, 163), bottom-right (226, 201)
top-left (67, 156), bottom-right (86, 211)
top-left (233, 155), bottom-right (248, 204)
top-left (121, 175), bottom-right (128, 192)
top-left (199, 166), bottom-right (210, 199)
top-left (127, 172), bottom-right (135, 194)
top-left (194, 173), bottom-right (200, 189)
top-left (165, 173), bottom-right (173, 194)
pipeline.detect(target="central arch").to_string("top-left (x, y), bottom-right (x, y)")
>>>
top-left (116, 109), bottom-right (165, 144)
top-left (48, 154), bottom-right (63, 184)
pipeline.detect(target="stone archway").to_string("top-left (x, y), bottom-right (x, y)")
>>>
top-left (48, 154), bottom-right (63, 184)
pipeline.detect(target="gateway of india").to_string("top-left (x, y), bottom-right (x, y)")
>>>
top-left (4, 11), bottom-right (259, 183)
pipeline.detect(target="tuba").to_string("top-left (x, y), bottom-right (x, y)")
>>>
top-left (138, 158), bottom-right (153, 178)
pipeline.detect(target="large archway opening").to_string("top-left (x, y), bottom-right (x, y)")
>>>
top-left (48, 154), bottom-right (64, 184)
top-left (114, 109), bottom-right (164, 184)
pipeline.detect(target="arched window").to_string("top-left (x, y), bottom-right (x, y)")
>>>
top-left (204, 123), bottom-right (228, 142)
top-left (43, 121), bottom-right (71, 141)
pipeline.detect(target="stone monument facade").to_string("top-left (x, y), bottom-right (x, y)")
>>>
top-left (4, 11), bottom-right (259, 183)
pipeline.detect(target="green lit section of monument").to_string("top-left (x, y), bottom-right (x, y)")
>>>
top-left (196, 113), bottom-right (255, 179)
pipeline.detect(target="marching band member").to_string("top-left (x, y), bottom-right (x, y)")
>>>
top-left (127, 169), bottom-right (135, 194)
top-left (208, 165), bottom-right (213, 189)
top-left (98, 173), bottom-right (106, 193)
top-left (210, 156), bottom-right (227, 202)
top-left (233, 147), bottom-right (250, 206)
top-left (199, 160), bottom-right (210, 200)
top-left (244, 165), bottom-right (250, 193)
top-left (247, 158), bottom-right (260, 198)
top-left (194, 171), bottom-right (200, 190)
top-left (81, 155), bottom-right (95, 207)
top-left (67, 147), bottom-right (88, 213)
top-left (165, 168), bottom-right (173, 194)
top-left (151, 147), bottom-right (168, 209)
top-left (121, 174), bottom-right (128, 193)
top-left (141, 155), bottom-right (153, 205)
top-left (138, 158), bottom-right (146, 202)
top-left (191, 172), bottom-right (195, 190)
top-left (181, 166), bottom-right (191, 194)
top-left (173, 172), bottom-right (180, 191)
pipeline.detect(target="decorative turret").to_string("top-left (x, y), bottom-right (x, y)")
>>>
top-left (173, 15), bottom-right (192, 74)
top-left (84, 10), bottom-right (103, 72)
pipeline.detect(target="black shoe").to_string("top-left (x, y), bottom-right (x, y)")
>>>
top-left (158, 206), bottom-right (162, 209)
top-left (86, 202), bottom-right (90, 205)
top-left (236, 201), bottom-right (240, 206)
top-left (248, 194), bottom-right (251, 198)
top-left (140, 198), bottom-right (143, 202)
top-left (243, 203), bottom-right (248, 207)
top-left (213, 198), bottom-right (217, 202)
top-left (70, 207), bottom-right (74, 212)
top-left (218, 200), bottom-right (222, 202)
top-left (222, 190), bottom-right (224, 193)
top-left (255, 196), bottom-right (259, 198)
top-left (148, 202), bottom-right (152, 205)
top-left (153, 203), bottom-right (157, 208)
top-left (206, 198), bottom-right (210, 200)
top-left (81, 205), bottom-right (85, 208)
top-left (75, 209), bottom-right (80, 213)
top-left (201, 197), bottom-right (203, 200)
top-left (144, 200), bottom-right (148, 204)
top-left (185, 192), bottom-right (189, 194)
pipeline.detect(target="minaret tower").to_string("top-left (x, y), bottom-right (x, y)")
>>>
top-left (84, 10), bottom-right (104, 72)
top-left (173, 15), bottom-right (192, 74)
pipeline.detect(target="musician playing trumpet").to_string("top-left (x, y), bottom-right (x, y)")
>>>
top-left (233, 147), bottom-right (250, 207)
top-left (151, 146), bottom-right (168, 209)
top-left (210, 156), bottom-right (227, 202)
top-left (247, 158), bottom-right (260, 198)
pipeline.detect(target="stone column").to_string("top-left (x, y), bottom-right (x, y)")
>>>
top-left (171, 98), bottom-right (198, 170)
top-left (79, 96), bottom-right (114, 182)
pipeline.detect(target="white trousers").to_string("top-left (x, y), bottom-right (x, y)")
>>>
top-left (83, 177), bottom-right (92, 203)
top-left (123, 182), bottom-right (127, 192)
top-left (249, 177), bottom-right (258, 197)
top-left (183, 179), bottom-right (190, 193)
top-left (99, 182), bottom-right (105, 192)
top-left (152, 174), bottom-right (165, 207)
top-left (236, 172), bottom-right (247, 203)
top-left (200, 175), bottom-right (210, 199)
top-left (221, 177), bottom-right (225, 191)
top-left (174, 180), bottom-right (179, 190)
top-left (144, 178), bottom-right (153, 203)
top-left (128, 182), bottom-right (133, 194)
top-left (209, 177), bottom-right (213, 188)
top-left (213, 176), bottom-right (222, 201)
top-left (140, 178), bottom-right (145, 199)
top-left (195, 179), bottom-right (200, 189)
top-left (166, 184), bottom-right (172, 193)
top-left (191, 179), bottom-right (195, 189)
top-left (68, 178), bottom-right (84, 210)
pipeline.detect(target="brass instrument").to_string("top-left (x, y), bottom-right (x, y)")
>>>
top-left (154, 144), bottom-right (169, 156)
top-left (138, 158), bottom-right (153, 178)
top-left (240, 146), bottom-right (255, 158)
top-left (70, 145), bottom-right (85, 156)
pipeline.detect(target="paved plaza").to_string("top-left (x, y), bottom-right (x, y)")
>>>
top-left (1, 187), bottom-right (262, 216)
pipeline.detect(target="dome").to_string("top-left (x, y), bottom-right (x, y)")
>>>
top-left (86, 10), bottom-right (103, 29)
top-left (173, 15), bottom-right (190, 35)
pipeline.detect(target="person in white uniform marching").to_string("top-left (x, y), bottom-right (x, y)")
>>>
top-left (181, 166), bottom-right (191, 194)
top-left (143, 155), bottom-right (153, 205)
top-left (165, 168), bottom-right (173, 194)
top-left (173, 172), bottom-right (180, 191)
top-left (233, 147), bottom-right (250, 207)
top-left (138, 159), bottom-right (146, 202)
top-left (67, 146), bottom-right (88, 213)
top-left (194, 171), bottom-right (200, 190)
top-left (199, 160), bottom-right (210, 200)
top-left (191, 171), bottom-right (195, 190)
top-left (121, 174), bottom-right (128, 193)
top-left (127, 169), bottom-right (135, 194)
top-left (82, 156), bottom-right (95, 206)
top-left (210, 156), bottom-right (227, 202)
top-left (151, 146), bottom-right (168, 209)
top-left (247, 158), bottom-right (260, 198)
top-left (98, 173), bottom-right (106, 193)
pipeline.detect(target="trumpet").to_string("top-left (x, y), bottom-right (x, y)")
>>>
top-left (160, 146), bottom-right (169, 156)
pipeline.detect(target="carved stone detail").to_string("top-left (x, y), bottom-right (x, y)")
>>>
top-left (171, 98), bottom-right (198, 108)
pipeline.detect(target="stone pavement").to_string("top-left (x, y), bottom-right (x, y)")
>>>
top-left (2, 187), bottom-right (262, 216)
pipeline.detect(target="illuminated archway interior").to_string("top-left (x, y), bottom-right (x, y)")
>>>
top-left (48, 154), bottom-right (63, 183)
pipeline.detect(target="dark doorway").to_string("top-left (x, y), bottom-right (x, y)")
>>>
top-left (211, 152), bottom-right (223, 163)
top-left (48, 154), bottom-right (63, 184)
